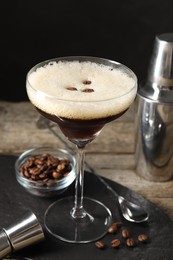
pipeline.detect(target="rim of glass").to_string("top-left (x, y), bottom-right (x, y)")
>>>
top-left (26, 56), bottom-right (137, 103)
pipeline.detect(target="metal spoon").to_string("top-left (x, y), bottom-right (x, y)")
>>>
top-left (118, 195), bottom-right (149, 223)
top-left (91, 170), bottom-right (149, 223)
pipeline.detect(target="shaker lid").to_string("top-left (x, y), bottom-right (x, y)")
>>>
top-left (4, 211), bottom-right (44, 252)
top-left (138, 81), bottom-right (173, 103)
top-left (138, 33), bottom-right (173, 103)
top-left (0, 229), bottom-right (12, 259)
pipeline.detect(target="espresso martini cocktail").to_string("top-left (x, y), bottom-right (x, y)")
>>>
top-left (26, 56), bottom-right (137, 243)
top-left (27, 58), bottom-right (136, 143)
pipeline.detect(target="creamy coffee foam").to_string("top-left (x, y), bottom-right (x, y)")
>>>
top-left (27, 60), bottom-right (137, 119)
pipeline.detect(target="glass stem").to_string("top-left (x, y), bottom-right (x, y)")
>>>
top-left (71, 144), bottom-right (87, 219)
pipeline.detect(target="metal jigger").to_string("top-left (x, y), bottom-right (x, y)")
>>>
top-left (135, 33), bottom-right (173, 181)
top-left (0, 211), bottom-right (44, 259)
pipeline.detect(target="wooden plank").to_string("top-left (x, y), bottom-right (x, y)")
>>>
top-left (85, 154), bottom-right (135, 170)
top-left (149, 198), bottom-right (173, 220)
top-left (0, 101), bottom-right (135, 153)
top-left (97, 169), bottom-right (173, 199)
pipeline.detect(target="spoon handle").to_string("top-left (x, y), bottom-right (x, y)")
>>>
top-left (85, 162), bottom-right (119, 198)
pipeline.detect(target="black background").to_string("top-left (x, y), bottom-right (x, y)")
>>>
top-left (0, 0), bottom-right (173, 101)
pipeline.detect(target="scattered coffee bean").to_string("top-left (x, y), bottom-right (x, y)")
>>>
top-left (94, 218), bottom-right (149, 253)
top-left (95, 241), bottom-right (106, 249)
top-left (94, 221), bottom-right (149, 253)
top-left (114, 221), bottom-right (123, 227)
top-left (138, 234), bottom-right (148, 243)
top-left (126, 238), bottom-right (135, 247)
top-left (19, 153), bottom-right (72, 187)
top-left (111, 239), bottom-right (121, 248)
top-left (82, 80), bottom-right (92, 85)
top-left (121, 228), bottom-right (129, 238)
top-left (108, 224), bottom-right (118, 234)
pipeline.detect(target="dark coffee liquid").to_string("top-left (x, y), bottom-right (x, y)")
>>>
top-left (37, 107), bottom-right (127, 141)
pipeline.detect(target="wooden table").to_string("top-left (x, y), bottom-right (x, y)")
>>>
top-left (1, 101), bottom-right (173, 220)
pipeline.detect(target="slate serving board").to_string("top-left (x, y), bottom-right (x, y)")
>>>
top-left (0, 155), bottom-right (173, 260)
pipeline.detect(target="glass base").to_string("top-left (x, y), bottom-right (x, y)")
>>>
top-left (44, 196), bottom-right (112, 243)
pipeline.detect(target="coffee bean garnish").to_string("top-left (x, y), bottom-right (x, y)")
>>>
top-left (95, 241), bottom-right (106, 249)
top-left (82, 80), bottom-right (92, 85)
top-left (66, 87), bottom-right (77, 91)
top-left (138, 234), bottom-right (148, 243)
top-left (82, 88), bottom-right (94, 93)
top-left (19, 153), bottom-right (72, 187)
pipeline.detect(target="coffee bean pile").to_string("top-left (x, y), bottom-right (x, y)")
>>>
top-left (95, 221), bottom-right (148, 250)
top-left (19, 153), bottom-right (72, 187)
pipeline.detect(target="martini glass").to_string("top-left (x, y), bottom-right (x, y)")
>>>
top-left (26, 56), bottom-right (137, 243)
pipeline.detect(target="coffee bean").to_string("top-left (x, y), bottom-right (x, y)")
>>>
top-left (57, 163), bottom-right (66, 172)
top-left (37, 164), bottom-right (48, 171)
top-left (42, 178), bottom-right (49, 182)
top-left (82, 88), bottom-right (94, 93)
top-left (25, 159), bottom-right (34, 168)
top-left (111, 239), bottom-right (121, 248)
top-left (121, 228), bottom-right (129, 238)
top-left (95, 241), bottom-right (105, 249)
top-left (82, 80), bottom-right (92, 85)
top-left (66, 87), bottom-right (77, 91)
top-left (52, 171), bottom-right (63, 179)
top-left (34, 158), bottom-right (44, 165)
top-left (108, 224), bottom-right (118, 234)
top-left (126, 238), bottom-right (135, 247)
top-left (23, 170), bottom-right (31, 178)
top-left (29, 167), bottom-right (41, 175)
top-left (40, 153), bottom-right (49, 159)
top-left (114, 221), bottom-right (123, 227)
top-left (35, 181), bottom-right (45, 187)
top-left (31, 174), bottom-right (39, 181)
top-left (138, 234), bottom-right (148, 242)
top-left (38, 173), bottom-right (47, 179)
top-left (47, 179), bottom-right (56, 187)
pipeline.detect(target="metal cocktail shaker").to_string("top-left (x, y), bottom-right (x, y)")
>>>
top-left (0, 210), bottom-right (44, 259)
top-left (135, 33), bottom-right (173, 181)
